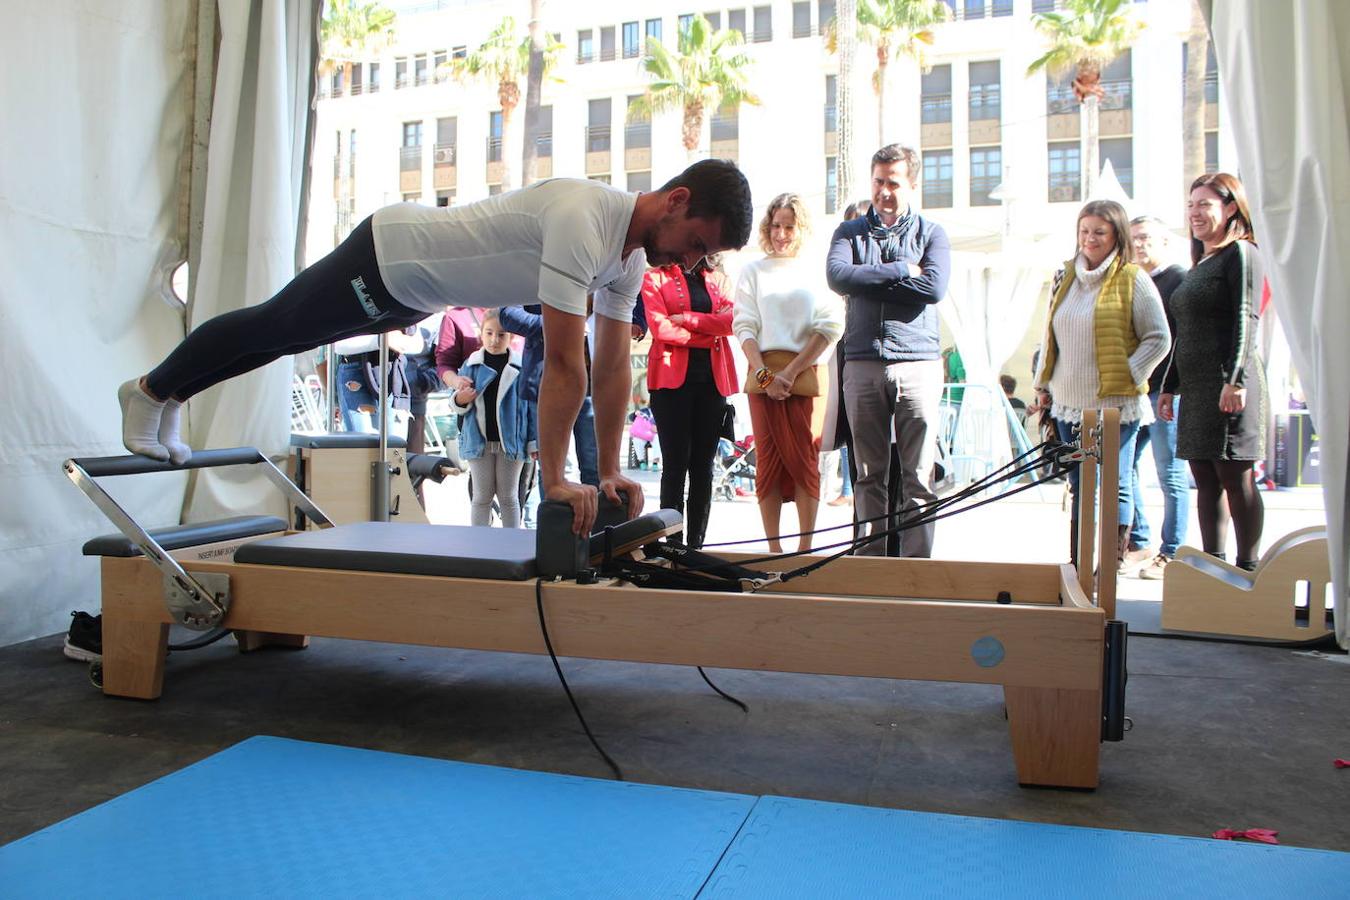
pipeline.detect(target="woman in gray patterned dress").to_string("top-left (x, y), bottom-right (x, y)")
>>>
top-left (1159, 173), bottom-right (1267, 570)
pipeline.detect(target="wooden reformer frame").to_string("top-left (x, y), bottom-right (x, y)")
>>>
top-left (75, 410), bottom-right (1125, 790)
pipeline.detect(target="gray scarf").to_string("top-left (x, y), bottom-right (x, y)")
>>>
top-left (864, 205), bottom-right (917, 263)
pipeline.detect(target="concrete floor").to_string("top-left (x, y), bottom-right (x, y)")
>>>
top-left (5, 466), bottom-right (1345, 854)
top-left (3, 621), bottom-right (1349, 852)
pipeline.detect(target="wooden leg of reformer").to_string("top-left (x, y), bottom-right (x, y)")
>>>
top-left (1076, 410), bottom-right (1098, 601)
top-left (234, 631), bottom-right (310, 653)
top-left (1096, 408), bottom-right (1121, 620)
top-left (102, 618), bottom-right (170, 700)
top-left (1003, 685), bottom-right (1100, 789)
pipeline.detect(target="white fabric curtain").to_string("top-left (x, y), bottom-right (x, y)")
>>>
top-left (1209, 1), bottom-right (1350, 649)
top-left (0, 3), bottom-right (195, 647)
top-left (940, 255), bottom-right (1051, 479)
top-left (181, 0), bottom-right (319, 523)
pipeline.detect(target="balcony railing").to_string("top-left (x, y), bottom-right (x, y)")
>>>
top-left (624, 123), bottom-right (651, 149)
top-left (1048, 180), bottom-right (1080, 203)
top-left (535, 133), bottom-right (553, 157)
top-left (923, 187), bottom-right (953, 208)
top-left (970, 175), bottom-right (1001, 206)
top-left (1100, 78), bottom-right (1132, 111)
top-left (1047, 85), bottom-right (1077, 115)
top-left (586, 125), bottom-right (611, 154)
top-left (921, 95), bottom-right (952, 124)
top-left (824, 104), bottom-right (837, 133)
top-left (486, 136), bottom-right (502, 163)
top-left (399, 146), bottom-right (422, 171)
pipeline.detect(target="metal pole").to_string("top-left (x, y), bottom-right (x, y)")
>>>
top-left (371, 332), bottom-right (392, 521)
top-left (325, 342), bottom-right (336, 432)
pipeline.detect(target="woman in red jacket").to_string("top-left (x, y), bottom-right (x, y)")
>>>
top-left (641, 258), bottom-right (740, 548)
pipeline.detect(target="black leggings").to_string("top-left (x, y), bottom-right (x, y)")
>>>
top-left (147, 216), bottom-right (425, 401)
top-left (1189, 459), bottom-right (1264, 564)
top-left (649, 382), bottom-right (725, 549)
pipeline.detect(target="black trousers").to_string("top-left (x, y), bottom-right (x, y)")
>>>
top-left (649, 382), bottom-right (725, 549)
top-left (147, 216), bottom-right (424, 401)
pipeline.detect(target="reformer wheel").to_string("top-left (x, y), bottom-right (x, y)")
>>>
top-left (88, 660), bottom-right (103, 689)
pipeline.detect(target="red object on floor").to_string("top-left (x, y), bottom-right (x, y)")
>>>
top-left (1334, 758), bottom-right (1350, 768)
top-left (1212, 828), bottom-right (1279, 844)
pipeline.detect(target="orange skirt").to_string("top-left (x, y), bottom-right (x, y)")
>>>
top-left (748, 393), bottom-right (820, 501)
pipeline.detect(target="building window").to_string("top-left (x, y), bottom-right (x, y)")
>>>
top-left (395, 57), bottom-right (408, 89)
top-left (711, 103), bottom-right (738, 143)
top-left (488, 183), bottom-right (504, 195)
top-left (704, 11), bottom-right (721, 30)
top-left (627, 171), bottom-right (652, 192)
top-left (752, 5), bottom-right (772, 42)
top-left (329, 67), bottom-right (343, 98)
top-left (414, 54), bottom-right (428, 86)
top-left (679, 14), bottom-right (694, 35)
top-left (369, 61), bottom-right (380, 93)
top-left (728, 9), bottom-right (746, 37)
top-left (487, 111), bottom-right (503, 163)
top-left (970, 146), bottom-right (1001, 206)
top-left (401, 121), bottom-right (422, 174)
top-left (992, 0), bottom-right (1013, 15)
top-left (1100, 50), bottom-right (1132, 111)
top-left (922, 150), bottom-right (953, 208)
top-left (623, 21), bottom-right (640, 58)
top-left (825, 156), bottom-right (838, 215)
top-left (350, 64), bottom-right (363, 95)
top-left (1183, 40), bottom-right (1220, 104)
top-left (435, 117), bottom-right (456, 166)
top-left (433, 49), bottom-right (447, 71)
top-left (402, 191), bottom-right (420, 203)
top-left (1046, 69), bottom-right (1077, 116)
top-left (825, 75), bottom-right (837, 133)
top-left (964, 0), bottom-right (985, 20)
top-left (626, 95), bottom-right (651, 148)
top-left (793, 1), bottom-right (812, 37)
top-left (349, 129), bottom-right (357, 178)
top-left (536, 106), bottom-right (553, 157)
top-left (588, 98), bottom-right (612, 153)
top-left (969, 60), bottom-right (1001, 121)
top-left (589, 174), bottom-right (612, 184)
top-left (645, 17), bottom-right (663, 47)
top-left (921, 64), bottom-right (952, 124)
top-left (600, 25), bottom-right (616, 61)
top-left (452, 46), bottom-right (466, 59)
top-left (436, 190), bottom-right (455, 207)
top-left (1048, 141), bottom-right (1081, 202)
top-left (1032, 0), bottom-right (1056, 12)
top-left (1100, 137), bottom-right (1133, 196)
top-left (1205, 131), bottom-right (1218, 173)
top-left (818, 0), bottom-right (836, 31)
top-left (577, 29), bottom-right (594, 64)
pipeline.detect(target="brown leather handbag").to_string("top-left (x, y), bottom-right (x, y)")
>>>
top-left (746, 349), bottom-right (822, 397)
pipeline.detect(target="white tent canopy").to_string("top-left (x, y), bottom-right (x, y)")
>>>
top-left (0, 0), bottom-right (1343, 649)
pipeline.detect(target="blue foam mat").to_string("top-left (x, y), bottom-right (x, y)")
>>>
top-left (701, 795), bottom-right (1350, 899)
top-left (0, 736), bottom-right (755, 899)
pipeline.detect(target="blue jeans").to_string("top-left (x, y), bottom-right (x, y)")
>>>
top-left (839, 444), bottom-right (853, 497)
top-left (1054, 415), bottom-right (1141, 527)
top-left (572, 395), bottom-right (600, 487)
top-left (337, 360), bottom-right (379, 433)
top-left (1131, 393), bottom-right (1190, 556)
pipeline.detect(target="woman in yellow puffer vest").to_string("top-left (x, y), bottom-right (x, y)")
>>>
top-left (1033, 200), bottom-right (1171, 567)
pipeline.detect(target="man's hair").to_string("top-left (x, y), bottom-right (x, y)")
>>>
top-left (758, 192), bottom-right (811, 256)
top-left (999, 374), bottom-right (1016, 395)
top-left (657, 159), bottom-right (754, 249)
top-left (871, 144), bottom-right (921, 187)
top-left (1076, 199), bottom-right (1133, 264)
top-left (843, 198), bottom-right (871, 221)
top-left (1129, 215), bottom-right (1169, 229)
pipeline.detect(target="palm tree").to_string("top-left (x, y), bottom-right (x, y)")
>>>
top-left (629, 14), bottom-right (759, 162)
top-left (835, 0), bottom-right (858, 206)
top-left (319, 0), bottom-right (396, 90)
top-left (1027, 0), bottom-right (1143, 199)
top-left (521, 0), bottom-right (548, 186)
top-left (827, 0), bottom-right (951, 147)
top-left (1181, 0), bottom-right (1210, 194)
top-left (441, 16), bottom-right (560, 192)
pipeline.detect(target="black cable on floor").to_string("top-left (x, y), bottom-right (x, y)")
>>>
top-left (696, 666), bottom-right (748, 713)
top-left (534, 577), bottom-right (623, 781)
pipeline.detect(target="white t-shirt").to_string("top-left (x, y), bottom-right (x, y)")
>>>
top-left (371, 179), bottom-right (646, 321)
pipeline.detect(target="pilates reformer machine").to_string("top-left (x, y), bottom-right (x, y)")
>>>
top-left (65, 410), bottom-right (1130, 789)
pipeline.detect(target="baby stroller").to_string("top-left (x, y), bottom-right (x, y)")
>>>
top-left (712, 434), bottom-right (756, 500)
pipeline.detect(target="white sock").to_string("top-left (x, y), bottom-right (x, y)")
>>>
top-left (118, 379), bottom-right (169, 462)
top-left (158, 399), bottom-right (192, 465)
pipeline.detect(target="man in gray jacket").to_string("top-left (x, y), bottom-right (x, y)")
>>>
top-left (826, 144), bottom-right (951, 557)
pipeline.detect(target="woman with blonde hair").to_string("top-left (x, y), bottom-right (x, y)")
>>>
top-left (1033, 199), bottom-right (1170, 566)
top-left (734, 193), bottom-right (843, 552)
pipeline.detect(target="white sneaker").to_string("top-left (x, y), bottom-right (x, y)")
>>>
top-left (118, 379), bottom-right (169, 461)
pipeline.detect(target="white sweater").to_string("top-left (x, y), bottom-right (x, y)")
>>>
top-left (732, 256), bottom-right (843, 356)
top-left (1045, 251), bottom-right (1170, 425)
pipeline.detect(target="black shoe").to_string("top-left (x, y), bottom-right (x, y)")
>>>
top-left (64, 611), bottom-right (102, 662)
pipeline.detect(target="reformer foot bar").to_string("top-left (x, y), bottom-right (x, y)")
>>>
top-left (66, 417), bottom-right (1126, 789)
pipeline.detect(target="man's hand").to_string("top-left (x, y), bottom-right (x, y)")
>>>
top-left (600, 472), bottom-right (645, 521)
top-left (453, 386), bottom-right (478, 406)
top-left (547, 480), bottom-right (598, 535)
top-left (1157, 393), bottom-right (1175, 422)
top-left (631, 324), bottom-right (646, 341)
top-left (907, 263), bottom-right (923, 278)
top-left (441, 371), bottom-right (472, 391)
